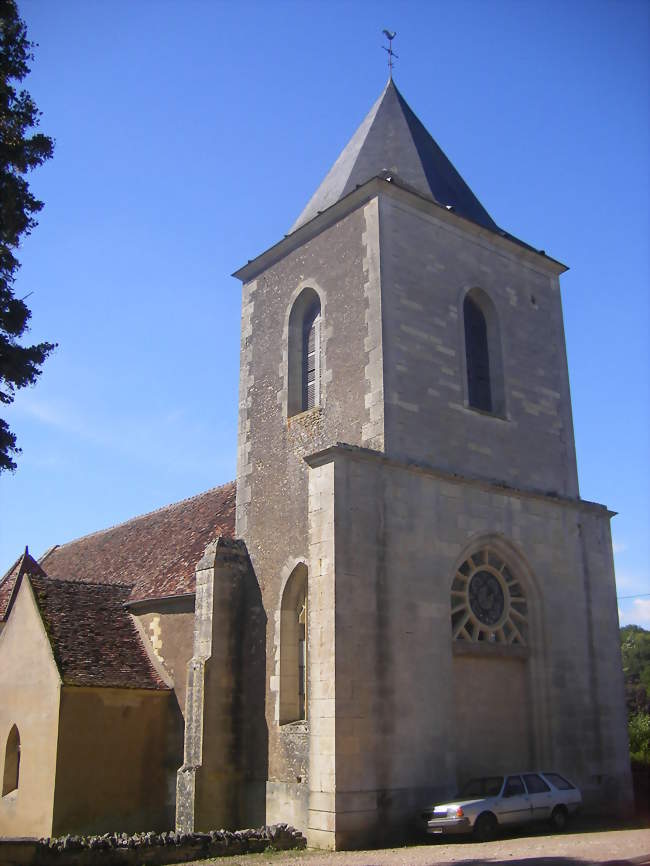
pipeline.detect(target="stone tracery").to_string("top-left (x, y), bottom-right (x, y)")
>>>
top-left (451, 547), bottom-right (528, 645)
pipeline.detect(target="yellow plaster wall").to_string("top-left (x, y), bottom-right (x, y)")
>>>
top-left (53, 686), bottom-right (180, 835)
top-left (0, 579), bottom-right (61, 838)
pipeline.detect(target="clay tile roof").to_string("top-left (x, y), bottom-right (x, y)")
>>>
top-left (36, 482), bottom-right (235, 603)
top-left (0, 550), bottom-right (47, 620)
top-left (0, 576), bottom-right (14, 619)
top-left (28, 575), bottom-right (169, 690)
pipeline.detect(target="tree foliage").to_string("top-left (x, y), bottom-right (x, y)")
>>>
top-left (629, 712), bottom-right (650, 765)
top-left (0, 0), bottom-right (55, 472)
top-left (620, 624), bottom-right (650, 766)
top-left (621, 624), bottom-right (650, 714)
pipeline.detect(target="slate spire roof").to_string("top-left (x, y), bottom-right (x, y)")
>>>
top-left (290, 78), bottom-right (498, 234)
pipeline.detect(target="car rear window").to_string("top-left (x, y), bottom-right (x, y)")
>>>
top-left (459, 776), bottom-right (504, 798)
top-left (524, 773), bottom-right (550, 793)
top-left (542, 772), bottom-right (575, 790)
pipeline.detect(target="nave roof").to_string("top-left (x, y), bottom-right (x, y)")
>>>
top-left (1, 481), bottom-right (235, 618)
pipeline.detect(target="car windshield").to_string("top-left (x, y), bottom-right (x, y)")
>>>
top-left (458, 776), bottom-right (503, 798)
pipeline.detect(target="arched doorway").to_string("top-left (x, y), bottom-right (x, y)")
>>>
top-left (450, 543), bottom-right (534, 783)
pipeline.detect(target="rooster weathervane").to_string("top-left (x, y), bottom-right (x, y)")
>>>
top-left (382, 30), bottom-right (398, 77)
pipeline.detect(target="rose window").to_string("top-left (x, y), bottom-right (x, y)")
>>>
top-left (451, 548), bottom-right (527, 644)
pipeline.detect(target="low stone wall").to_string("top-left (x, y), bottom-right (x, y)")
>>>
top-left (0, 824), bottom-right (306, 866)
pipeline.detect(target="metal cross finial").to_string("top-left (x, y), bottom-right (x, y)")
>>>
top-left (382, 29), bottom-right (398, 77)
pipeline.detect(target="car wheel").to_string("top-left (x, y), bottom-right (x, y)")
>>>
top-left (473, 812), bottom-right (497, 842)
top-left (549, 806), bottom-right (568, 832)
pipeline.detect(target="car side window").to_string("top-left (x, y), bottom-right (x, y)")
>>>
top-left (523, 773), bottom-right (550, 793)
top-left (503, 775), bottom-right (525, 797)
top-left (485, 777), bottom-right (503, 797)
top-left (542, 772), bottom-right (575, 790)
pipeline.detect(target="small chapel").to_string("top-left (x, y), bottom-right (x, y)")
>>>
top-left (0, 77), bottom-right (632, 849)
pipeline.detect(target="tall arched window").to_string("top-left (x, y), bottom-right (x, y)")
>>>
top-left (279, 564), bottom-right (307, 723)
top-left (464, 295), bottom-right (491, 411)
top-left (2, 725), bottom-right (20, 796)
top-left (288, 288), bottom-right (321, 416)
top-left (463, 289), bottom-right (504, 415)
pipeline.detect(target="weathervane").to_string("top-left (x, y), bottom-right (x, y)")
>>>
top-left (382, 30), bottom-right (398, 77)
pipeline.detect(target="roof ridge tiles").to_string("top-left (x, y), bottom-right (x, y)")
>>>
top-left (1, 554), bottom-right (23, 583)
top-left (30, 574), bottom-right (132, 592)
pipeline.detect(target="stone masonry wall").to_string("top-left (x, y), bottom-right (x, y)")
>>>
top-left (378, 193), bottom-right (579, 497)
top-left (306, 445), bottom-right (631, 849)
top-left (235, 203), bottom-right (383, 830)
top-left (233, 187), bottom-right (626, 849)
top-left (176, 538), bottom-right (264, 834)
top-left (0, 826), bottom-right (305, 866)
top-left (305, 461), bottom-right (336, 849)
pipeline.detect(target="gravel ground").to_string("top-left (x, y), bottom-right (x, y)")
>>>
top-left (186, 826), bottom-right (650, 866)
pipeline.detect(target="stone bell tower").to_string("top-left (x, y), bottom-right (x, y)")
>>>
top-left (233, 78), bottom-right (631, 849)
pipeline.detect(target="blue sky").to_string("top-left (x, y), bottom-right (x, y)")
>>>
top-left (2, 0), bottom-right (648, 626)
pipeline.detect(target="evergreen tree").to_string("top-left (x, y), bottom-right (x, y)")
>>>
top-left (0, 0), bottom-right (55, 472)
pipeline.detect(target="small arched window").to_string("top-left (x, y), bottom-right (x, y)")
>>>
top-left (279, 564), bottom-right (307, 723)
top-left (463, 289), bottom-right (504, 415)
top-left (2, 725), bottom-right (20, 796)
top-left (288, 288), bottom-right (321, 416)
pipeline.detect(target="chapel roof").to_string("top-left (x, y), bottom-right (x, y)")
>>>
top-left (0, 482), bottom-right (236, 613)
top-left (290, 78), bottom-right (498, 234)
top-left (28, 575), bottom-right (169, 690)
top-left (0, 549), bottom-right (46, 620)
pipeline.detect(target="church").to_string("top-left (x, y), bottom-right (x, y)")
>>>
top-left (0, 77), bottom-right (632, 849)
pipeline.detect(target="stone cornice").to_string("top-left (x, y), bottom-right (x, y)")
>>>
top-left (304, 442), bottom-right (614, 517)
top-left (233, 176), bottom-right (567, 284)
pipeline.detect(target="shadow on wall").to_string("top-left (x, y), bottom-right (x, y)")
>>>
top-left (165, 694), bottom-right (185, 829)
top-left (238, 554), bottom-right (268, 827)
top-left (51, 687), bottom-right (185, 836)
top-left (631, 761), bottom-right (650, 821)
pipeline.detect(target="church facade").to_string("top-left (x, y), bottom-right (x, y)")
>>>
top-left (0, 79), bottom-right (632, 849)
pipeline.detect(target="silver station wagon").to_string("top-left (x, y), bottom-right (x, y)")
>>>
top-left (421, 772), bottom-right (582, 842)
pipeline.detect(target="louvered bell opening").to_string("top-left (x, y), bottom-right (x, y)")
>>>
top-left (302, 302), bottom-right (320, 411)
